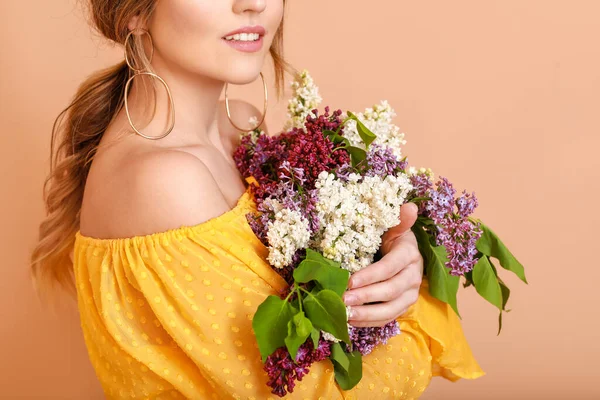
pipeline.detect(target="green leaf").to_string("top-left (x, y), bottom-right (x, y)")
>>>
top-left (430, 244), bottom-right (461, 317)
top-left (347, 111), bottom-right (377, 148)
top-left (488, 259), bottom-right (512, 335)
top-left (303, 289), bottom-right (351, 344)
top-left (416, 216), bottom-right (436, 227)
top-left (475, 220), bottom-right (527, 284)
top-left (322, 130), bottom-right (368, 167)
top-left (488, 260), bottom-right (511, 311)
top-left (305, 248), bottom-right (340, 268)
top-left (498, 310), bottom-right (503, 334)
top-left (290, 296), bottom-right (300, 311)
top-left (310, 327), bottom-right (320, 348)
top-left (284, 311), bottom-right (313, 362)
top-left (412, 222), bottom-right (460, 316)
top-left (323, 129), bottom-right (344, 144)
top-left (323, 129), bottom-right (350, 146)
top-left (330, 342), bottom-right (350, 372)
top-left (252, 295), bottom-right (297, 363)
top-left (499, 279), bottom-right (511, 311)
top-left (497, 280), bottom-right (511, 335)
top-left (472, 255), bottom-right (503, 310)
top-left (294, 251), bottom-right (350, 297)
top-left (311, 282), bottom-right (323, 294)
top-left (347, 146), bottom-right (368, 166)
top-left (409, 196), bottom-right (432, 204)
top-left (331, 350), bottom-right (363, 390)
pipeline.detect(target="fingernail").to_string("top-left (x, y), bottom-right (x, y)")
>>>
top-left (346, 306), bottom-right (355, 319)
top-left (343, 294), bottom-right (356, 306)
top-left (349, 278), bottom-right (360, 289)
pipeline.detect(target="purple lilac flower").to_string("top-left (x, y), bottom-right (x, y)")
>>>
top-left (302, 188), bottom-right (321, 234)
top-left (362, 143), bottom-right (407, 178)
top-left (348, 320), bottom-right (401, 356)
top-left (409, 172), bottom-right (483, 276)
top-left (333, 162), bottom-right (353, 182)
top-left (246, 182), bottom-right (313, 285)
top-left (279, 160), bottom-right (307, 188)
top-left (410, 172), bottom-right (434, 216)
top-left (234, 132), bottom-right (286, 187)
top-left (264, 336), bottom-right (332, 397)
top-left (456, 189), bottom-right (479, 217)
top-left (426, 176), bottom-right (455, 221)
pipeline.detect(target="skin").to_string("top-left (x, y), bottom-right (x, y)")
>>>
top-left (83, 0), bottom-right (285, 234)
top-left (80, 0), bottom-right (425, 328)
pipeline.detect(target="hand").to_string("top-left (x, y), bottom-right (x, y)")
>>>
top-left (342, 202), bottom-right (424, 327)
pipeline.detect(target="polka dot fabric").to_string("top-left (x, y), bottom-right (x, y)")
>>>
top-left (73, 186), bottom-right (484, 399)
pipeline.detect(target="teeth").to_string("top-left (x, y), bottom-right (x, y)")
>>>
top-left (224, 32), bottom-right (260, 41)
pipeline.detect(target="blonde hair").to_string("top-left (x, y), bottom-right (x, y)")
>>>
top-left (30, 0), bottom-right (296, 298)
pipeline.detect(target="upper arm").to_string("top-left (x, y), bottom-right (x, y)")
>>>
top-left (105, 151), bottom-right (229, 238)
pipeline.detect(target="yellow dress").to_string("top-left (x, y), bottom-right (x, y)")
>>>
top-left (73, 184), bottom-right (484, 400)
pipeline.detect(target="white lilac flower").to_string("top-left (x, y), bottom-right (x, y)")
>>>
top-left (283, 69), bottom-right (323, 130)
top-left (321, 312), bottom-right (354, 344)
top-left (343, 100), bottom-right (407, 160)
top-left (408, 166), bottom-right (434, 179)
top-left (239, 115), bottom-right (264, 145)
top-left (248, 115), bottom-right (259, 128)
top-left (311, 171), bottom-right (413, 272)
top-left (265, 199), bottom-right (312, 269)
top-left (321, 330), bottom-right (341, 343)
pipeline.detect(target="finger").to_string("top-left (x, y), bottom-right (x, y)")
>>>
top-left (349, 238), bottom-right (418, 289)
top-left (347, 289), bottom-right (420, 323)
top-left (398, 201), bottom-right (419, 233)
top-left (380, 202), bottom-right (418, 254)
top-left (349, 305), bottom-right (411, 327)
top-left (344, 264), bottom-right (419, 306)
top-left (348, 318), bottom-right (398, 328)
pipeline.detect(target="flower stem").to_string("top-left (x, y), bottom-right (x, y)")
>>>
top-left (284, 284), bottom-right (297, 302)
top-left (295, 286), bottom-right (303, 313)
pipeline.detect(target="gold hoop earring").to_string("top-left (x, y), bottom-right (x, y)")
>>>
top-left (224, 72), bottom-right (268, 132)
top-left (123, 28), bottom-right (175, 140)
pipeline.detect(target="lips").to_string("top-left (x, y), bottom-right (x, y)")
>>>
top-left (222, 25), bottom-right (266, 38)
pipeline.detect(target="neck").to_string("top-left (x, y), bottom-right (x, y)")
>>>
top-left (125, 55), bottom-right (225, 146)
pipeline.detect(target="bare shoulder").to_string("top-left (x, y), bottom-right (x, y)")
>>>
top-left (218, 99), bottom-right (269, 150)
top-left (79, 150), bottom-right (230, 239)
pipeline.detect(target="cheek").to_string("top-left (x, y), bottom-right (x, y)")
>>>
top-left (151, 0), bottom-right (221, 64)
top-left (259, 0), bottom-right (284, 50)
top-left (268, 0), bottom-right (285, 33)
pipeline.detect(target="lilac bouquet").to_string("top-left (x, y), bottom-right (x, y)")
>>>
top-left (233, 70), bottom-right (526, 396)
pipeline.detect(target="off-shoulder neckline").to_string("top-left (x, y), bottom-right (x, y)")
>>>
top-left (75, 186), bottom-right (254, 248)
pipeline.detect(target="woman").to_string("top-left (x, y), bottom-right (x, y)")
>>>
top-left (30, 0), bottom-right (483, 398)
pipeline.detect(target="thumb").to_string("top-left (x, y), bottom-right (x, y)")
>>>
top-left (395, 202), bottom-right (419, 235)
top-left (381, 202), bottom-right (419, 252)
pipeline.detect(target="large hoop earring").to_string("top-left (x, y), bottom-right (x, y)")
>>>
top-left (123, 28), bottom-right (175, 140)
top-left (224, 72), bottom-right (268, 132)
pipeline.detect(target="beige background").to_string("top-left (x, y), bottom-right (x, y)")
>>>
top-left (1, 0), bottom-right (598, 398)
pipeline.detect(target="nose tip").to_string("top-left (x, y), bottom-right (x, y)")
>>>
top-left (234, 0), bottom-right (267, 14)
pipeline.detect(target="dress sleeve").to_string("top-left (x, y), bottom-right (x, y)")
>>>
top-left (397, 279), bottom-right (486, 382)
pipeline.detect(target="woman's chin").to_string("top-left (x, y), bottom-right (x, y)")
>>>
top-left (218, 61), bottom-right (267, 85)
top-left (225, 71), bottom-right (265, 86)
